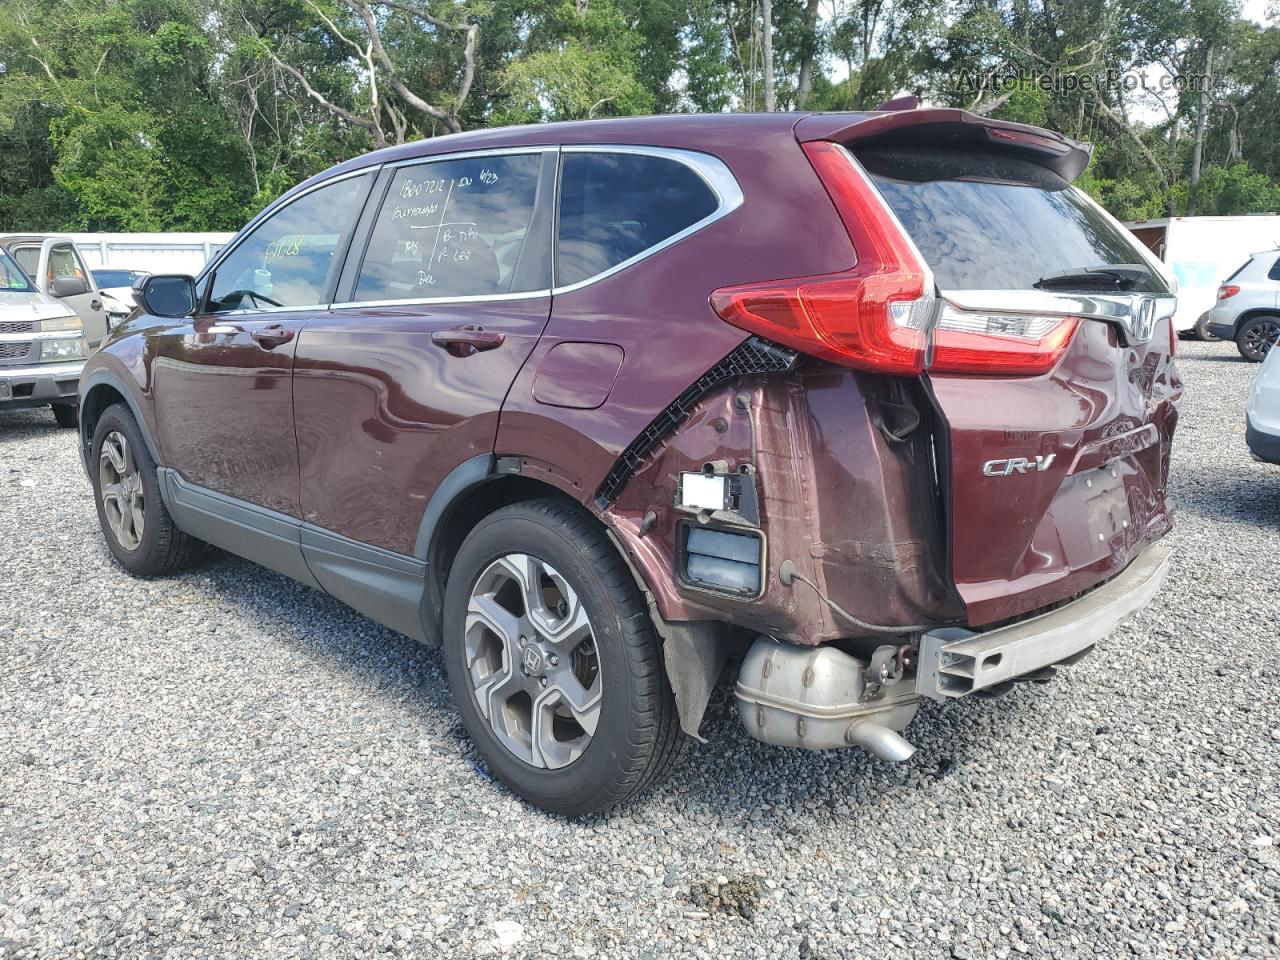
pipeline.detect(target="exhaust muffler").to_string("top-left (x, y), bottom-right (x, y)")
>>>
top-left (734, 637), bottom-right (919, 761)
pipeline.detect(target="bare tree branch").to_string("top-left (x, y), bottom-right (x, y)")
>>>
top-left (347, 1), bottom-right (461, 133)
top-left (247, 18), bottom-right (389, 148)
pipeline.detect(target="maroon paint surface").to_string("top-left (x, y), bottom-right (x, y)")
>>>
top-left (293, 299), bottom-right (551, 555)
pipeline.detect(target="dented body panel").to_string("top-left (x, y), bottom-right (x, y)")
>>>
top-left (602, 365), bottom-right (962, 645)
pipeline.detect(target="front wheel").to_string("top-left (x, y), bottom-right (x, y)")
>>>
top-left (90, 404), bottom-right (201, 576)
top-left (1236, 315), bottom-right (1280, 362)
top-left (442, 499), bottom-right (685, 815)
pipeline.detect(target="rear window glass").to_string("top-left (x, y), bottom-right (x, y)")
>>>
top-left (1269, 258), bottom-right (1280, 281)
top-left (860, 149), bottom-right (1168, 294)
top-left (557, 153), bottom-right (719, 287)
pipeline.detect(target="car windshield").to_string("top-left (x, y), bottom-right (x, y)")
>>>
top-left (96, 269), bottom-right (140, 286)
top-left (859, 147), bottom-right (1170, 294)
top-left (0, 248), bottom-right (35, 292)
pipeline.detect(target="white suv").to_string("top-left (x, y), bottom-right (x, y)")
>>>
top-left (1206, 249), bottom-right (1280, 361)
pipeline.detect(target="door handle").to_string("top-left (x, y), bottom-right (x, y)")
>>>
top-left (431, 324), bottom-right (505, 358)
top-left (250, 324), bottom-right (295, 349)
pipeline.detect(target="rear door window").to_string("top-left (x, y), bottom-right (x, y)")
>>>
top-left (354, 152), bottom-right (552, 302)
top-left (860, 148), bottom-right (1169, 293)
top-left (208, 174), bottom-right (370, 313)
top-left (1269, 257), bottom-right (1280, 281)
top-left (556, 152), bottom-right (720, 287)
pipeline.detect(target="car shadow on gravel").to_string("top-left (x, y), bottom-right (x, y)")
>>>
top-left (668, 683), bottom-right (1056, 817)
top-left (174, 548), bottom-right (1058, 822)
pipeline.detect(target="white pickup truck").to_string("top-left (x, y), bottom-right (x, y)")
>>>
top-left (0, 234), bottom-right (118, 351)
top-left (0, 245), bottom-right (88, 427)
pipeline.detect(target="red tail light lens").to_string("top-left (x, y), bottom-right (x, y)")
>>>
top-left (709, 141), bottom-right (934, 375)
top-left (1218, 284), bottom-right (1240, 300)
top-left (930, 306), bottom-right (1078, 375)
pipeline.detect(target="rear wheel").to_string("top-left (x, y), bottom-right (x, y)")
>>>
top-left (91, 404), bottom-right (201, 576)
top-left (442, 499), bottom-right (684, 815)
top-left (51, 403), bottom-right (78, 428)
top-left (1193, 313), bottom-right (1218, 342)
top-left (1236, 315), bottom-right (1280, 362)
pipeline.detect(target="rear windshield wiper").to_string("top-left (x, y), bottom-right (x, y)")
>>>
top-left (1033, 264), bottom-right (1152, 291)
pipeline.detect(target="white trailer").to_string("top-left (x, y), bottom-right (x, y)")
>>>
top-left (1125, 216), bottom-right (1280, 336)
top-left (63, 232), bottom-right (235, 276)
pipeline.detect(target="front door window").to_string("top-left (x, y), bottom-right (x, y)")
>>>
top-left (207, 175), bottom-right (370, 313)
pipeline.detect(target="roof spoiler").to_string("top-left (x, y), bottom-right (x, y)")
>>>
top-left (795, 108), bottom-right (1093, 183)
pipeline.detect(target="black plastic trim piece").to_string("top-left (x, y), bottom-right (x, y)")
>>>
top-left (78, 368), bottom-right (161, 477)
top-left (300, 524), bottom-right (428, 643)
top-left (594, 337), bottom-right (797, 506)
top-left (159, 468), bottom-right (322, 589)
top-left (413, 453), bottom-right (494, 560)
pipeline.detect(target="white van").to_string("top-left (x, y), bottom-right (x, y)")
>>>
top-left (1126, 215), bottom-right (1280, 338)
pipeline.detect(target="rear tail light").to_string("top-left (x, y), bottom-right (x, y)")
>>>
top-left (1218, 284), bottom-right (1241, 300)
top-left (709, 141), bottom-right (935, 375)
top-left (930, 306), bottom-right (1078, 375)
top-left (710, 140), bottom-right (1084, 378)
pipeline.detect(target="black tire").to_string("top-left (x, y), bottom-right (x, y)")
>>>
top-left (442, 498), bottom-right (685, 815)
top-left (90, 404), bottom-right (201, 577)
top-left (1193, 313), bottom-right (1218, 342)
top-left (51, 403), bottom-right (78, 428)
top-left (1236, 315), bottom-right (1280, 362)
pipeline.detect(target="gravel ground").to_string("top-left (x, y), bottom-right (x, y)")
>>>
top-left (1, 340), bottom-right (1277, 960)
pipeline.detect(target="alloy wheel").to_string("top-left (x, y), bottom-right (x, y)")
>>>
top-left (1243, 320), bottom-right (1280, 361)
top-left (463, 553), bottom-right (602, 769)
top-left (99, 430), bottom-right (145, 551)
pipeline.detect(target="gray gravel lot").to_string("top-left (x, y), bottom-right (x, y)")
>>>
top-left (1, 340), bottom-right (1278, 959)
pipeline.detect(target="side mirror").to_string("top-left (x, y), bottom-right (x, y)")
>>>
top-left (137, 274), bottom-right (198, 318)
top-left (51, 275), bottom-right (89, 298)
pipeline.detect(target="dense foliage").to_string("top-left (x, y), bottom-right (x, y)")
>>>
top-left (1, 0), bottom-right (1276, 230)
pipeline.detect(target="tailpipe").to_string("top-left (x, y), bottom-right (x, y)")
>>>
top-left (845, 720), bottom-right (916, 762)
top-left (734, 637), bottom-right (919, 759)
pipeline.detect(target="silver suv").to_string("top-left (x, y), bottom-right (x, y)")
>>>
top-left (1206, 249), bottom-right (1280, 361)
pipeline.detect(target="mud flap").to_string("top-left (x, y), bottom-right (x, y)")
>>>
top-left (657, 620), bottom-right (733, 742)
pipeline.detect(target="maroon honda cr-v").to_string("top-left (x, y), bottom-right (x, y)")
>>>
top-left (79, 108), bottom-right (1179, 814)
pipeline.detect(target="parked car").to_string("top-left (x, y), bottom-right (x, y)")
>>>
top-left (0, 246), bottom-right (87, 427)
top-left (1126, 215), bottom-right (1280, 339)
top-left (1246, 338), bottom-right (1280, 462)
top-left (78, 109), bottom-right (1180, 814)
top-left (0, 235), bottom-right (110, 350)
top-left (92, 268), bottom-right (150, 327)
top-left (1205, 249), bottom-right (1280, 361)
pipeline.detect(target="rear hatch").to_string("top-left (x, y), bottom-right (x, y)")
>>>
top-left (858, 144), bottom-right (1181, 627)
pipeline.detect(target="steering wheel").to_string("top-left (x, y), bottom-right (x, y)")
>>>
top-left (222, 289), bottom-right (284, 309)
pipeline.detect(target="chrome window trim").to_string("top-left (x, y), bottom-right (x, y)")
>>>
top-left (198, 302), bottom-right (330, 319)
top-left (551, 145), bottom-right (745, 295)
top-left (331, 290), bottom-right (551, 311)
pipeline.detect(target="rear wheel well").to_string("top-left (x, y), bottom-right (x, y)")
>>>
top-left (1232, 310), bottom-right (1280, 337)
top-left (422, 475), bottom-right (581, 643)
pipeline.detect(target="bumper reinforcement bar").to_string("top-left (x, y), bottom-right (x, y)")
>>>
top-left (917, 542), bottom-right (1174, 700)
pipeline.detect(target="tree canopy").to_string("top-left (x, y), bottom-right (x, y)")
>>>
top-left (1, 0), bottom-right (1276, 231)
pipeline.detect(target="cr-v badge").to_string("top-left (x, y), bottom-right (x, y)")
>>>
top-left (983, 454), bottom-right (1056, 477)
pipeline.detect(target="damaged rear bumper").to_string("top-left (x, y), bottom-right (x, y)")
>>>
top-left (916, 542), bottom-right (1174, 700)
